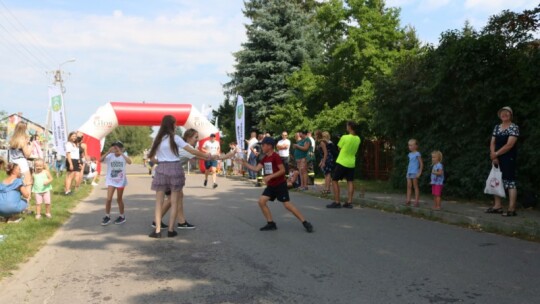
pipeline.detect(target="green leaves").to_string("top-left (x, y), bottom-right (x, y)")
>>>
top-left (103, 126), bottom-right (152, 157)
top-left (372, 5), bottom-right (540, 197)
top-left (224, 0), bottom-right (319, 131)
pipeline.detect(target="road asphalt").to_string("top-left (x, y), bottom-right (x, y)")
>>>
top-left (0, 165), bottom-right (539, 304)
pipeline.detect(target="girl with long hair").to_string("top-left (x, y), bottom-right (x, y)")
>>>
top-left (64, 131), bottom-right (80, 195)
top-left (8, 122), bottom-right (32, 193)
top-left (148, 116), bottom-right (213, 238)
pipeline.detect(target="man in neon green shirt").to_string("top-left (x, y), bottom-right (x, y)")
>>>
top-left (327, 121), bottom-right (361, 209)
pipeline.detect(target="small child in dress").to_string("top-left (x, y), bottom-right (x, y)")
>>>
top-left (242, 137), bottom-right (313, 233)
top-left (430, 151), bottom-right (444, 210)
top-left (32, 159), bottom-right (54, 219)
top-left (406, 139), bottom-right (423, 207)
top-left (100, 141), bottom-right (132, 226)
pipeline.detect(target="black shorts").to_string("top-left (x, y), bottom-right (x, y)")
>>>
top-left (262, 182), bottom-right (290, 202)
top-left (332, 163), bottom-right (355, 181)
top-left (66, 159), bottom-right (81, 172)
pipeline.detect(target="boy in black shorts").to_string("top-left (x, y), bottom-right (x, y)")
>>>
top-left (327, 121), bottom-right (361, 209)
top-left (243, 137), bottom-right (313, 233)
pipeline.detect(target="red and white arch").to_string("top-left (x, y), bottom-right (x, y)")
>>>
top-left (78, 102), bottom-right (219, 171)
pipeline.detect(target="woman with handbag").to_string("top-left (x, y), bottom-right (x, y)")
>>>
top-left (485, 106), bottom-right (519, 216)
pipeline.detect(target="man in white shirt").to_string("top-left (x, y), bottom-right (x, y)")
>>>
top-left (276, 131), bottom-right (291, 175)
top-left (202, 134), bottom-right (221, 188)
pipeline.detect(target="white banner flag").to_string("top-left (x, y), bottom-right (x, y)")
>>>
top-left (235, 96), bottom-right (245, 156)
top-left (48, 85), bottom-right (68, 156)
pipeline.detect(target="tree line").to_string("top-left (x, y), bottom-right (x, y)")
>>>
top-left (215, 0), bottom-right (540, 198)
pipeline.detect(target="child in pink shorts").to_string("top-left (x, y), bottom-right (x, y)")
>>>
top-left (430, 151), bottom-right (444, 210)
top-left (32, 159), bottom-right (54, 219)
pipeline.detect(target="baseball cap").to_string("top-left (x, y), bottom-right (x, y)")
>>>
top-left (261, 137), bottom-right (275, 146)
top-left (111, 141), bottom-right (124, 148)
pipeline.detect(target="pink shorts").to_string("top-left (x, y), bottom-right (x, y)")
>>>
top-left (432, 185), bottom-right (443, 196)
top-left (34, 191), bottom-right (51, 205)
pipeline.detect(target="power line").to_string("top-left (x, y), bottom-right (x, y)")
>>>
top-left (0, 21), bottom-right (51, 71)
top-left (0, 29), bottom-right (49, 79)
top-left (0, 0), bottom-right (58, 67)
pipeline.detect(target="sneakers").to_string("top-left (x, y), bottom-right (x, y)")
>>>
top-left (101, 216), bottom-right (111, 226)
top-left (114, 216), bottom-right (126, 225)
top-left (167, 230), bottom-right (178, 238)
top-left (149, 230), bottom-right (161, 238)
top-left (342, 203), bottom-right (354, 209)
top-left (204, 180), bottom-right (208, 187)
top-left (326, 202), bottom-right (342, 209)
top-left (151, 221), bottom-right (168, 228)
top-left (64, 191), bottom-right (72, 196)
top-left (213, 183), bottom-right (218, 189)
top-left (45, 213), bottom-right (52, 219)
top-left (91, 182), bottom-right (98, 186)
top-left (303, 221), bottom-right (314, 233)
top-left (260, 222), bottom-right (277, 231)
top-left (35, 214), bottom-right (42, 220)
top-left (177, 222), bottom-right (196, 229)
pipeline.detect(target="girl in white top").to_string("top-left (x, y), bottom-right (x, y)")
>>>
top-left (153, 128), bottom-right (235, 229)
top-left (64, 131), bottom-right (80, 195)
top-left (100, 141), bottom-right (132, 226)
top-left (147, 115), bottom-right (213, 238)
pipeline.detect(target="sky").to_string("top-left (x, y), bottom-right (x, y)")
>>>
top-left (0, 0), bottom-right (537, 131)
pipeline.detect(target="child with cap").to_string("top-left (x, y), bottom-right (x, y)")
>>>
top-left (242, 137), bottom-right (314, 233)
top-left (100, 141), bottom-right (132, 226)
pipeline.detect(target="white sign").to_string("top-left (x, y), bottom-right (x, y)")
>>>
top-left (235, 96), bottom-right (245, 156)
top-left (48, 85), bottom-right (68, 156)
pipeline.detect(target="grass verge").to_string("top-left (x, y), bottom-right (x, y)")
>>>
top-left (311, 178), bottom-right (540, 242)
top-left (0, 174), bottom-right (92, 279)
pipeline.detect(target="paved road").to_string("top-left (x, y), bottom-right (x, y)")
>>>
top-left (0, 166), bottom-right (539, 304)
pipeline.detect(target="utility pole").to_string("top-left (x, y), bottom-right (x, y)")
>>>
top-left (52, 58), bottom-right (76, 93)
top-left (45, 58), bottom-right (76, 158)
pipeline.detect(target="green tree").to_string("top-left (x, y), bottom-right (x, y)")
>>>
top-left (212, 92), bottom-right (236, 148)
top-left (269, 0), bottom-right (419, 137)
top-left (222, 0), bottom-right (321, 131)
top-left (371, 5), bottom-right (540, 197)
top-left (103, 126), bottom-right (153, 157)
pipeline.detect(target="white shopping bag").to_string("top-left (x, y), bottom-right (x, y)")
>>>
top-left (484, 165), bottom-right (506, 198)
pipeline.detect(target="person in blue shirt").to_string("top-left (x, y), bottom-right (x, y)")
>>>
top-left (0, 159), bottom-right (30, 222)
top-left (405, 139), bottom-right (423, 207)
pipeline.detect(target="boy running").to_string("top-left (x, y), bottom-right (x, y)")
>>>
top-left (243, 137), bottom-right (313, 233)
top-left (100, 141), bottom-right (132, 225)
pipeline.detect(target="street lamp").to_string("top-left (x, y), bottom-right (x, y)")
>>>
top-left (54, 58), bottom-right (76, 93)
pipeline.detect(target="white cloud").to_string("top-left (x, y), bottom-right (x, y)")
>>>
top-left (417, 0), bottom-right (451, 11)
top-left (386, 0), bottom-right (451, 11)
top-left (385, 0), bottom-right (416, 7)
top-left (0, 4), bottom-right (247, 128)
top-left (464, 0), bottom-right (538, 14)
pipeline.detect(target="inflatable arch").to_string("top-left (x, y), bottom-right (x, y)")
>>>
top-left (78, 102), bottom-right (219, 171)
